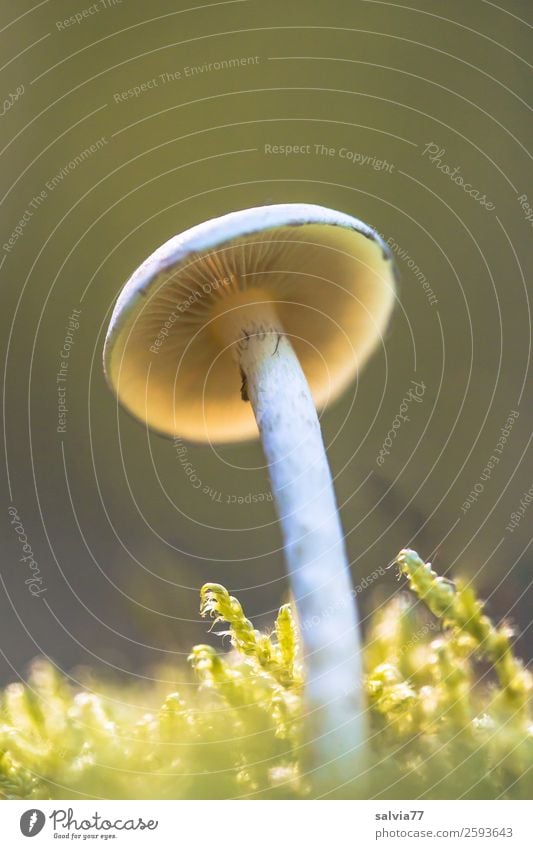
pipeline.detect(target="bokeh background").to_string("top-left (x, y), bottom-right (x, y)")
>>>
top-left (1, 0), bottom-right (531, 686)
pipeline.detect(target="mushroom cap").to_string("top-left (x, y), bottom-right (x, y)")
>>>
top-left (104, 203), bottom-right (397, 443)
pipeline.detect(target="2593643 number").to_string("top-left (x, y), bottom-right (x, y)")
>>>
top-left (462, 827), bottom-right (513, 838)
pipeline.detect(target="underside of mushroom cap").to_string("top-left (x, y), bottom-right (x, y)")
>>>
top-left (104, 203), bottom-right (397, 443)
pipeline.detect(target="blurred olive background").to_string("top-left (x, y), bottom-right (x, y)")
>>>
top-left (1, 0), bottom-right (532, 685)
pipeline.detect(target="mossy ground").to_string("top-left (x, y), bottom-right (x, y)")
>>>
top-left (1, 550), bottom-right (531, 800)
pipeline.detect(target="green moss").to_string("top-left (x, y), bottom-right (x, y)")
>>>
top-left (1, 549), bottom-right (531, 799)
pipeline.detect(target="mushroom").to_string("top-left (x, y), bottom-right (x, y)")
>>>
top-left (104, 203), bottom-right (396, 792)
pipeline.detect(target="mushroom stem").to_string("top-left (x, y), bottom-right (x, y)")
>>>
top-left (217, 299), bottom-right (366, 792)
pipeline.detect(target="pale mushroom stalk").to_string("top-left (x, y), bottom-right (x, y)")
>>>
top-left (215, 298), bottom-right (365, 784)
top-left (104, 203), bottom-right (397, 794)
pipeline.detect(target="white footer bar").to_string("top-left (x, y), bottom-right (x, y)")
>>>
top-left (2, 799), bottom-right (530, 848)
